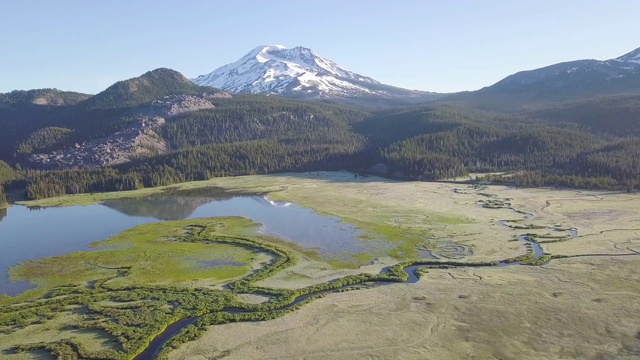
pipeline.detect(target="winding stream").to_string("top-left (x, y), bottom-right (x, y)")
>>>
top-left (135, 205), bottom-right (566, 359)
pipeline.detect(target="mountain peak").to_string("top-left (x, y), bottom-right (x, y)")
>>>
top-left (142, 67), bottom-right (189, 79)
top-left (191, 45), bottom-right (439, 104)
top-left (82, 68), bottom-right (215, 109)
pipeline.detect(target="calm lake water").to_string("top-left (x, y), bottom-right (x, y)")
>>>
top-left (0, 189), bottom-right (376, 296)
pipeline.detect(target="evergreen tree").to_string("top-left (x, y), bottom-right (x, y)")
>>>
top-left (0, 185), bottom-right (7, 207)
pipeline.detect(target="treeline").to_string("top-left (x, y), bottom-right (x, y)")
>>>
top-left (23, 138), bottom-right (368, 199)
top-left (571, 138), bottom-right (640, 185)
top-left (488, 137), bottom-right (640, 191)
top-left (483, 172), bottom-right (623, 191)
top-left (6, 88), bottom-right (640, 198)
top-left (0, 103), bottom-right (132, 160)
top-left (0, 88), bottom-right (90, 107)
top-left (0, 160), bottom-right (13, 212)
top-left (0, 160), bottom-right (18, 183)
top-left (19, 101), bottom-right (640, 198)
top-left (20, 96), bottom-right (372, 200)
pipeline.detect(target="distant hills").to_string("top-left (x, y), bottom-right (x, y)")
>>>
top-left (191, 44), bottom-right (640, 108)
top-left (0, 69), bottom-right (230, 170)
top-left (0, 89), bottom-right (91, 107)
top-left (1, 45), bottom-right (640, 199)
top-left (3, 45), bottom-right (640, 111)
top-left (447, 47), bottom-right (640, 108)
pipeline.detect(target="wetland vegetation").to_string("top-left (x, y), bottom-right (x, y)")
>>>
top-left (1, 172), bottom-right (639, 359)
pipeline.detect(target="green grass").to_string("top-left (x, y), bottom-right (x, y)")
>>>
top-left (5, 218), bottom-right (260, 305)
top-left (0, 213), bottom-right (517, 360)
top-left (4, 173), bottom-right (638, 360)
top-left (1, 218), bottom-right (294, 358)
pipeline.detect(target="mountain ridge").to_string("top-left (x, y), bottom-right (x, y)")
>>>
top-left (445, 46), bottom-right (640, 108)
top-left (80, 68), bottom-right (220, 109)
top-left (0, 89), bottom-right (92, 107)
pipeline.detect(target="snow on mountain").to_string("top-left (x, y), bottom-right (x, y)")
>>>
top-left (613, 47), bottom-right (640, 64)
top-left (192, 45), bottom-right (438, 102)
top-left (486, 46), bottom-right (640, 91)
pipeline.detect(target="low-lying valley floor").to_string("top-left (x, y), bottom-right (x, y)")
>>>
top-left (1, 172), bottom-right (639, 359)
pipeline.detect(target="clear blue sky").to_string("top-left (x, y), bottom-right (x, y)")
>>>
top-left (1, 0), bottom-right (639, 94)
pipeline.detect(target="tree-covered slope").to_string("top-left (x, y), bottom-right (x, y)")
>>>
top-left (3, 67), bottom-right (640, 199)
top-left (0, 89), bottom-right (91, 107)
top-left (524, 95), bottom-right (640, 136)
top-left (80, 68), bottom-right (215, 109)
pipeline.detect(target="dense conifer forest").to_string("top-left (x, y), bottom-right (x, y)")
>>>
top-left (1, 69), bottom-right (639, 200)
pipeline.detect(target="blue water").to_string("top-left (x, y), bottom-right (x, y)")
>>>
top-left (0, 194), bottom-right (370, 296)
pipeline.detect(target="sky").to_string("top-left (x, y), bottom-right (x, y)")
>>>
top-left (1, 0), bottom-right (639, 94)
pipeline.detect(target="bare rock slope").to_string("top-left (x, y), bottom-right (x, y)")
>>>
top-left (28, 93), bottom-right (228, 169)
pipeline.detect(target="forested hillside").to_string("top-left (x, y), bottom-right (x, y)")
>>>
top-left (162, 95), bottom-right (368, 149)
top-left (80, 68), bottom-right (211, 110)
top-left (525, 95), bottom-right (640, 136)
top-left (2, 68), bottom-right (640, 201)
top-left (0, 69), bottom-right (222, 162)
top-left (0, 89), bottom-right (91, 107)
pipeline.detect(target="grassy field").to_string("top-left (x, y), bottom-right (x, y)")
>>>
top-left (3, 171), bottom-right (639, 359)
top-left (169, 256), bottom-right (640, 360)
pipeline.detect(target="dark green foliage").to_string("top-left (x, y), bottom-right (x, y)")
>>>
top-left (2, 211), bottom-right (583, 359)
top-left (364, 105), bottom-right (609, 180)
top-left (16, 127), bottom-right (73, 154)
top-left (486, 171), bottom-right (623, 191)
top-left (0, 160), bottom-right (18, 184)
top-left (0, 88), bottom-right (91, 107)
top-left (528, 95), bottom-right (640, 136)
top-left (19, 96), bottom-right (640, 198)
top-left (0, 186), bottom-right (6, 207)
top-left (3, 69), bottom-right (640, 197)
top-left (0, 69), bottom-right (219, 161)
top-left (572, 138), bottom-right (640, 191)
top-left (22, 135), bottom-right (369, 199)
top-left (162, 95), bottom-right (368, 149)
top-left (79, 68), bottom-right (214, 110)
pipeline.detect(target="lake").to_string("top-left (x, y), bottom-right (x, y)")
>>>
top-left (0, 188), bottom-right (382, 296)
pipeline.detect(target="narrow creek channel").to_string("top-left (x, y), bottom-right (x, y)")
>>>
top-left (135, 208), bottom-right (567, 360)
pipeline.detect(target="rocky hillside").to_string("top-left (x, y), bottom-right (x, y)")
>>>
top-left (81, 68), bottom-right (222, 109)
top-left (26, 93), bottom-right (229, 169)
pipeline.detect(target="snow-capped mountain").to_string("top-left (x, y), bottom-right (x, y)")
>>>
top-left (192, 45), bottom-right (441, 104)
